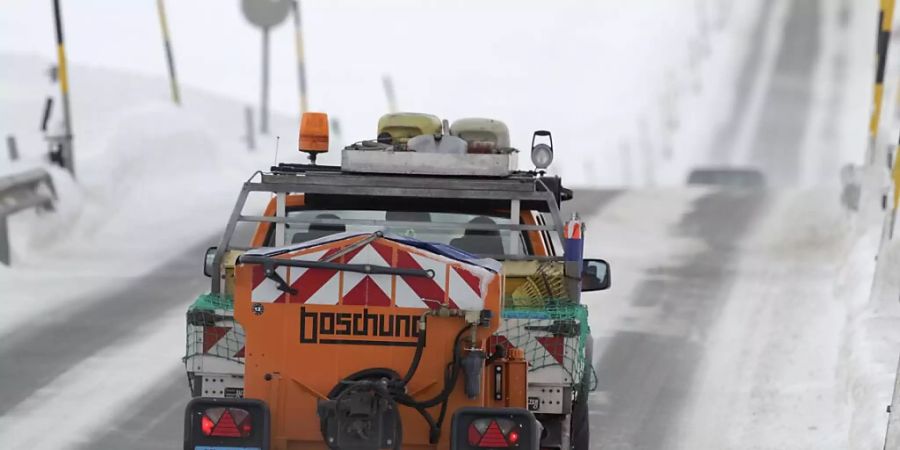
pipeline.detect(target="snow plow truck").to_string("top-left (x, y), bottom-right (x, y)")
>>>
top-left (183, 112), bottom-right (611, 450)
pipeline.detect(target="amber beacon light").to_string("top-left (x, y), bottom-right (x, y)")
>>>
top-left (298, 112), bottom-right (329, 163)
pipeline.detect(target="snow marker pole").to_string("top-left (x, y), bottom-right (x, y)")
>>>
top-left (869, 0), bottom-right (895, 163)
top-left (52, 0), bottom-right (74, 177)
top-left (156, 0), bottom-right (181, 105)
top-left (292, 0), bottom-right (308, 115)
top-left (245, 106), bottom-right (256, 151)
top-left (6, 136), bottom-right (18, 161)
top-left (261, 27), bottom-right (270, 134)
top-left (383, 75), bottom-right (397, 113)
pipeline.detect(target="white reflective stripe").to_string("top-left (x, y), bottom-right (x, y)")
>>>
top-left (341, 244), bottom-right (393, 302)
top-left (287, 249), bottom-right (329, 284)
top-left (498, 318), bottom-right (563, 368)
top-left (342, 271), bottom-right (364, 299)
top-left (252, 266), bottom-right (287, 302)
top-left (370, 273), bottom-right (393, 300)
top-left (347, 244), bottom-right (389, 266)
top-left (206, 325), bottom-right (246, 359)
top-left (288, 249), bottom-right (328, 262)
top-left (409, 252), bottom-right (448, 301)
top-left (340, 272), bottom-right (393, 303)
top-left (394, 279), bottom-right (429, 308)
top-left (305, 275), bottom-right (340, 305)
top-left (448, 267), bottom-right (483, 310)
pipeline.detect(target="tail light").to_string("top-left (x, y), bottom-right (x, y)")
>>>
top-left (184, 397), bottom-right (270, 450)
top-left (467, 418), bottom-right (520, 447)
top-left (200, 407), bottom-right (253, 438)
top-left (452, 407), bottom-right (539, 450)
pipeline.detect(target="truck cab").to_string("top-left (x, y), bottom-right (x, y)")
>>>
top-left (183, 113), bottom-right (610, 450)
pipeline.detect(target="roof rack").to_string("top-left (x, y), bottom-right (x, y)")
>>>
top-left (209, 163), bottom-right (572, 294)
top-left (263, 163), bottom-right (571, 204)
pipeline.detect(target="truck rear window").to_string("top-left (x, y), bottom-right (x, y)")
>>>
top-left (264, 209), bottom-right (530, 257)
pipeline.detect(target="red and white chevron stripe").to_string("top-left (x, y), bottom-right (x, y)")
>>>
top-left (249, 236), bottom-right (493, 310)
top-left (200, 323), bottom-right (245, 359)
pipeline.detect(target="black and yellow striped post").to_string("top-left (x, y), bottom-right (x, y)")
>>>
top-left (52, 0), bottom-right (74, 177)
top-left (156, 0), bottom-right (181, 105)
top-left (292, 0), bottom-right (308, 114)
top-left (869, 0), bottom-right (895, 156)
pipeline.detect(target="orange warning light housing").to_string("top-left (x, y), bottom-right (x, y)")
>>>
top-left (298, 112), bottom-right (329, 158)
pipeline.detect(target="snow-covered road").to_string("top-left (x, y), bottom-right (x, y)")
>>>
top-left (1, 0), bottom-right (891, 448)
top-left (582, 0), bottom-right (872, 447)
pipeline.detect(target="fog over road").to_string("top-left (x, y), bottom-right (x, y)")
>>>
top-left (587, 0), bottom-right (839, 448)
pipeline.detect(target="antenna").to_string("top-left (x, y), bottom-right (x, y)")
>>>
top-left (273, 135), bottom-right (281, 166)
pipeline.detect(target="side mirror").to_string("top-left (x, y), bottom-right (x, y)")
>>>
top-left (203, 247), bottom-right (217, 277)
top-left (581, 258), bottom-right (611, 292)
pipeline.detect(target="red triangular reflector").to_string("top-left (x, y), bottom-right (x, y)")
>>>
top-left (212, 409), bottom-right (241, 437)
top-left (468, 423), bottom-right (483, 446)
top-left (478, 420), bottom-right (508, 447)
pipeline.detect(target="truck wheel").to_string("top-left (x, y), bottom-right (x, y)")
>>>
top-left (570, 337), bottom-right (593, 450)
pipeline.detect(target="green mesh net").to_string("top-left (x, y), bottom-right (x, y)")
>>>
top-left (184, 293), bottom-right (246, 364)
top-left (182, 295), bottom-right (595, 392)
top-left (495, 302), bottom-right (595, 392)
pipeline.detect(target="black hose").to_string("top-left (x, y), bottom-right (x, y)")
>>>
top-left (322, 323), bottom-right (473, 447)
top-left (326, 367), bottom-right (399, 399)
top-left (431, 362), bottom-right (453, 443)
top-left (400, 323), bottom-right (427, 386)
top-left (397, 324), bottom-right (471, 409)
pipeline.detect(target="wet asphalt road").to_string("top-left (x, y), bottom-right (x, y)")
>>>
top-left (590, 0), bottom-right (823, 448)
top-left (590, 191), bottom-right (769, 450)
top-left (0, 240), bottom-right (213, 417)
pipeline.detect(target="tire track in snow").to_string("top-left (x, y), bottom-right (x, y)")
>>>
top-left (708, 0), bottom-right (777, 164)
top-left (746, 0), bottom-right (822, 186)
top-left (589, 0), bottom-right (823, 447)
top-left (590, 190), bottom-right (769, 450)
top-left (0, 310), bottom-right (185, 449)
top-left (0, 238), bottom-right (214, 416)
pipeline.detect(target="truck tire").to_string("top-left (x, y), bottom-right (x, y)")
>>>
top-left (570, 337), bottom-right (593, 450)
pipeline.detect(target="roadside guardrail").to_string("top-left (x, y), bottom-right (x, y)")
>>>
top-left (0, 168), bottom-right (57, 265)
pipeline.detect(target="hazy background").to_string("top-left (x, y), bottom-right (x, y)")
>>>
top-left (2, 0), bottom-right (873, 186)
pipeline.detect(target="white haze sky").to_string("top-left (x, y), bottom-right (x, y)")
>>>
top-left (1, 1), bottom-right (712, 177)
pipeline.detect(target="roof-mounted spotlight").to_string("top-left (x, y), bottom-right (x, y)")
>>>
top-left (531, 130), bottom-right (554, 170)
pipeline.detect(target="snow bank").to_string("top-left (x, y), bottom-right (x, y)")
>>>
top-left (0, 55), bottom-right (301, 334)
top-left (838, 215), bottom-right (900, 448)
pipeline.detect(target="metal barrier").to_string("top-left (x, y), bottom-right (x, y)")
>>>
top-left (0, 168), bottom-right (57, 265)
